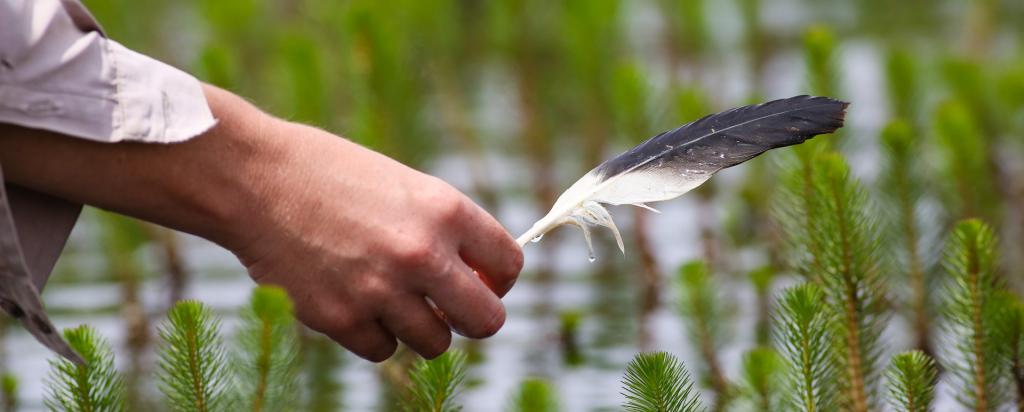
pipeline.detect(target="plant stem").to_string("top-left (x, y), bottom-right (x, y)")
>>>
top-left (798, 151), bottom-right (823, 279)
top-left (966, 233), bottom-right (989, 412)
top-left (186, 325), bottom-right (209, 412)
top-left (899, 175), bottom-right (932, 358)
top-left (251, 313), bottom-right (273, 412)
top-left (800, 333), bottom-right (817, 412)
top-left (831, 170), bottom-right (868, 412)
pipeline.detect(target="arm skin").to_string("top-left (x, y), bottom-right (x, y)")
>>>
top-left (0, 84), bottom-right (524, 361)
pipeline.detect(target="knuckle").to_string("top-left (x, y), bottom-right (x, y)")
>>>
top-left (423, 186), bottom-right (464, 223)
top-left (396, 241), bottom-right (441, 270)
top-left (435, 197), bottom-right (464, 224)
top-left (358, 276), bottom-right (392, 301)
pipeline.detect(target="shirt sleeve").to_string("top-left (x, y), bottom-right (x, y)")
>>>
top-left (0, 0), bottom-right (217, 143)
top-left (0, 0), bottom-right (216, 364)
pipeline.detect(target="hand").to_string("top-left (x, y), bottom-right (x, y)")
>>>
top-left (235, 119), bottom-right (524, 361)
top-left (0, 84), bottom-right (523, 362)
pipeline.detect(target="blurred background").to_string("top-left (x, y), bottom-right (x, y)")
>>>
top-left (3, 0), bottom-right (1024, 410)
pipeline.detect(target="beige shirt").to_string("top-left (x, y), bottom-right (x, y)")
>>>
top-left (0, 0), bottom-right (216, 362)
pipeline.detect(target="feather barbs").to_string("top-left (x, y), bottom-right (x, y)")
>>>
top-left (517, 95), bottom-right (849, 260)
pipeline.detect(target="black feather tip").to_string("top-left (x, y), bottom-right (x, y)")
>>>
top-left (596, 95), bottom-right (848, 179)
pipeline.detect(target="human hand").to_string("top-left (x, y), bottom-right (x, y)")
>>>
top-left (0, 84), bottom-right (522, 362)
top-left (231, 118), bottom-right (524, 362)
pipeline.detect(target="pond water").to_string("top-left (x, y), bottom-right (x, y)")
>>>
top-left (4, 1), bottom-right (982, 409)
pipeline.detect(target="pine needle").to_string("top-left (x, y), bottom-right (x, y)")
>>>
top-left (301, 333), bottom-right (344, 412)
top-left (44, 326), bottom-right (125, 412)
top-left (232, 286), bottom-right (301, 412)
top-left (879, 118), bottom-right (937, 357)
top-left (401, 350), bottom-right (468, 412)
top-left (737, 347), bottom-right (783, 411)
top-left (941, 219), bottom-right (1008, 411)
top-left (620, 352), bottom-right (704, 412)
top-left (810, 153), bottom-right (886, 411)
top-left (885, 350), bottom-right (937, 412)
top-left (774, 283), bottom-right (836, 412)
top-left (779, 151), bottom-right (886, 411)
top-left (157, 301), bottom-right (230, 412)
top-left (994, 297), bottom-right (1024, 412)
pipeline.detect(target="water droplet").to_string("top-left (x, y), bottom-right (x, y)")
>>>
top-left (531, 234), bottom-right (544, 243)
top-left (588, 254), bottom-right (596, 263)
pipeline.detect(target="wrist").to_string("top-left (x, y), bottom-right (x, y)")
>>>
top-left (185, 86), bottom-right (294, 258)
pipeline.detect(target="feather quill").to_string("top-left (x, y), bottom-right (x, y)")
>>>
top-left (517, 95), bottom-right (848, 258)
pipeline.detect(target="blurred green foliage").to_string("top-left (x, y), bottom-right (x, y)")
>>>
top-left (41, 0), bottom-right (1024, 409)
top-left (507, 378), bottom-right (560, 412)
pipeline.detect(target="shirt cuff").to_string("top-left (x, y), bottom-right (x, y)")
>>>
top-left (0, 3), bottom-right (215, 143)
top-left (105, 40), bottom-right (217, 143)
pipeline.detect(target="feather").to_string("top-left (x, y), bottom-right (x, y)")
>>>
top-left (517, 95), bottom-right (848, 259)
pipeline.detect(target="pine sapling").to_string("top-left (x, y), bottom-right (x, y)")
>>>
top-left (44, 325), bottom-right (125, 412)
top-left (620, 352), bottom-right (703, 412)
top-left (559, 309), bottom-right (585, 366)
top-left (775, 143), bottom-right (827, 282)
top-left (885, 350), bottom-right (938, 412)
top-left (301, 333), bottom-right (344, 412)
top-left (942, 219), bottom-right (1007, 411)
top-left (802, 25), bottom-right (838, 100)
top-left (775, 283), bottom-right (836, 412)
top-left (749, 266), bottom-right (776, 346)
top-left (232, 286), bottom-right (300, 411)
top-left (738, 347), bottom-right (782, 411)
top-left (401, 350), bottom-right (468, 412)
top-left (677, 261), bottom-right (731, 409)
top-left (994, 297), bottom-right (1024, 412)
top-left (807, 153), bottom-right (886, 411)
top-left (879, 118), bottom-right (936, 358)
top-left (157, 301), bottom-right (230, 412)
top-left (933, 101), bottom-right (999, 221)
top-left (1, 373), bottom-right (16, 412)
top-left (507, 378), bottom-right (559, 412)
top-left (884, 49), bottom-right (919, 122)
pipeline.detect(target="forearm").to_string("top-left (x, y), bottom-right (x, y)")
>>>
top-left (0, 85), bottom-right (280, 252)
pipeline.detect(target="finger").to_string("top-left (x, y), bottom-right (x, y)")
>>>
top-left (323, 320), bottom-right (397, 362)
top-left (423, 260), bottom-right (506, 339)
top-left (380, 293), bottom-right (453, 359)
top-left (454, 198), bottom-right (524, 297)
